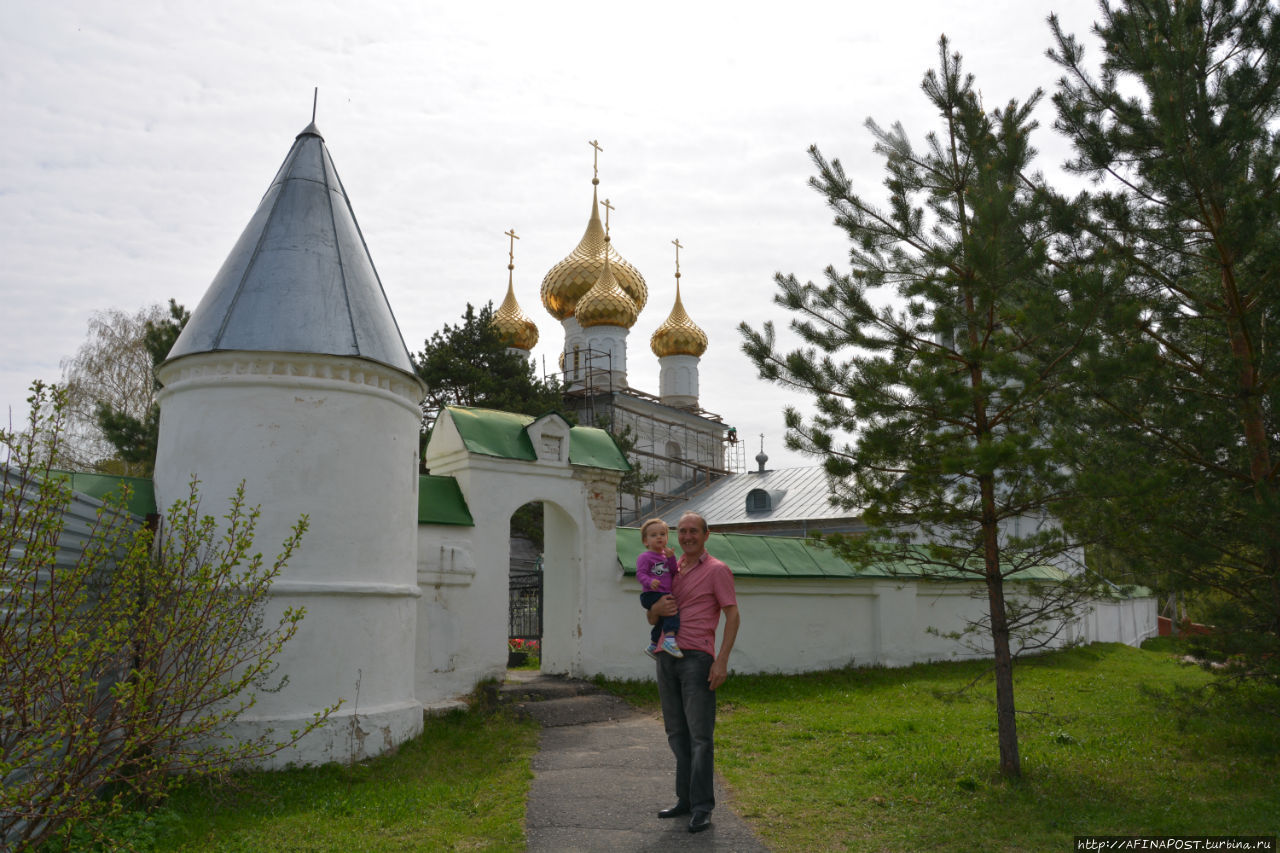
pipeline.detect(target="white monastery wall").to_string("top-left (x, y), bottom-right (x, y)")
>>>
top-left (412, 508), bottom-right (1158, 691)
top-left (553, 563), bottom-right (1158, 683)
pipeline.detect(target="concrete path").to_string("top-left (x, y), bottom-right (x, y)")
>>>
top-left (502, 670), bottom-right (770, 852)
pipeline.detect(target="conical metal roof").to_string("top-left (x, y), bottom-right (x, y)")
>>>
top-left (165, 122), bottom-right (415, 375)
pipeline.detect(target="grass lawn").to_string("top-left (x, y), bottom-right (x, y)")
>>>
top-left (144, 705), bottom-right (539, 853)
top-left (602, 640), bottom-right (1280, 851)
top-left (66, 641), bottom-right (1277, 852)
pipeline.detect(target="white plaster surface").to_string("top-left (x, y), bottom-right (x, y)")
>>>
top-left (154, 351), bottom-right (425, 767)
top-left (658, 353), bottom-right (699, 409)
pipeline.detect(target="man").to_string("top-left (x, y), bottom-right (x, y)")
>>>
top-left (647, 510), bottom-right (740, 834)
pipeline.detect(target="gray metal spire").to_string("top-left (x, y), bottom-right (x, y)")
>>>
top-left (165, 121), bottom-right (415, 375)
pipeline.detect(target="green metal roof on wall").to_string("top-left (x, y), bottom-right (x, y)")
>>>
top-left (439, 406), bottom-right (630, 471)
top-left (615, 527), bottom-right (1072, 582)
top-left (418, 474), bottom-right (474, 526)
top-left (567, 424), bottom-right (632, 470)
top-left (52, 471), bottom-right (157, 518)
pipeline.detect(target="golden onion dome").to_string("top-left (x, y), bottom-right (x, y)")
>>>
top-left (576, 251), bottom-right (639, 329)
top-left (650, 281), bottom-right (708, 357)
top-left (492, 229), bottom-right (539, 351)
top-left (492, 280), bottom-right (539, 351)
top-left (540, 186), bottom-right (647, 320)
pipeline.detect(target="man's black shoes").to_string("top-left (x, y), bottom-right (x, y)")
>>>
top-left (657, 802), bottom-right (691, 819)
top-left (688, 811), bottom-right (712, 833)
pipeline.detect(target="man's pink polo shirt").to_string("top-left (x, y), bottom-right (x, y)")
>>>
top-left (672, 550), bottom-right (737, 657)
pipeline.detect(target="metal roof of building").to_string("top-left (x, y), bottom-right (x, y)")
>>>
top-left (654, 465), bottom-right (853, 527)
top-left (165, 122), bottom-right (414, 375)
top-left (434, 406), bottom-right (632, 472)
top-left (51, 470), bottom-right (156, 517)
top-left (615, 527), bottom-right (1071, 581)
top-left (418, 474), bottom-right (474, 526)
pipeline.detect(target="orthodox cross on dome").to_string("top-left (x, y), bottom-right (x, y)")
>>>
top-left (589, 139), bottom-right (603, 185)
top-left (672, 237), bottom-right (684, 282)
top-left (600, 197), bottom-right (615, 239)
top-left (505, 228), bottom-right (519, 274)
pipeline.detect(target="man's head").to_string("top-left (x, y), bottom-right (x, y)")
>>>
top-left (676, 511), bottom-right (709, 558)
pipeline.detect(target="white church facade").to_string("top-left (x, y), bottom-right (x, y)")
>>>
top-left (145, 120), bottom-right (1155, 768)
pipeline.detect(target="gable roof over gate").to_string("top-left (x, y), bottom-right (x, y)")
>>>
top-left (434, 406), bottom-right (630, 471)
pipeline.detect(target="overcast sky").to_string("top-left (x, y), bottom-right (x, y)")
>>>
top-left (1, 0), bottom-right (1103, 471)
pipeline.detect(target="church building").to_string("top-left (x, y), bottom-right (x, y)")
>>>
top-left (489, 143), bottom-right (740, 522)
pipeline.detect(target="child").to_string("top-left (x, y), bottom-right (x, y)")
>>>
top-left (637, 518), bottom-right (683, 659)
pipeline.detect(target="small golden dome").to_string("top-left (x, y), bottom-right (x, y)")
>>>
top-left (576, 253), bottom-right (639, 329)
top-left (493, 280), bottom-right (539, 351)
top-left (541, 187), bottom-right (647, 320)
top-left (651, 281), bottom-right (707, 357)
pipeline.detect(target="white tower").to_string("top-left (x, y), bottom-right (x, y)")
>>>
top-left (154, 119), bottom-right (427, 767)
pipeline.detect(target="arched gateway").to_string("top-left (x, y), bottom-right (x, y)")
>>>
top-left (415, 406), bottom-right (630, 707)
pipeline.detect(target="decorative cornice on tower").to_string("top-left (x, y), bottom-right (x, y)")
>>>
top-left (491, 228), bottom-right (539, 352)
top-left (540, 140), bottom-right (647, 321)
top-left (651, 238), bottom-right (708, 357)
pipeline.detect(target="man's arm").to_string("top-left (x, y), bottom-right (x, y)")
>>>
top-left (648, 594), bottom-right (677, 626)
top-left (708, 604), bottom-right (739, 690)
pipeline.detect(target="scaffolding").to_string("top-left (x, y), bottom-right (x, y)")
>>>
top-left (543, 347), bottom-right (742, 522)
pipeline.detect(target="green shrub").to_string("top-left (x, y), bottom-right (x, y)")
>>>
top-left (2, 382), bottom-right (333, 850)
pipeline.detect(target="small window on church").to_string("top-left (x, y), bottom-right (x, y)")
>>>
top-left (666, 441), bottom-right (683, 477)
top-left (746, 488), bottom-right (771, 513)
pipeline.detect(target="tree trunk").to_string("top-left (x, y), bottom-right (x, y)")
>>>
top-left (980, 476), bottom-right (1021, 778)
top-left (985, 569), bottom-right (1020, 778)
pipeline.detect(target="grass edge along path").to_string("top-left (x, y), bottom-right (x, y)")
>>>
top-left (145, 702), bottom-right (539, 853)
top-left (599, 641), bottom-right (1280, 852)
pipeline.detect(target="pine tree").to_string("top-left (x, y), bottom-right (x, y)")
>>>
top-left (741, 38), bottom-right (1105, 778)
top-left (413, 302), bottom-right (563, 434)
top-left (1049, 0), bottom-right (1280, 680)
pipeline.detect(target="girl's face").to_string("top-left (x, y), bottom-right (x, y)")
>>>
top-left (643, 525), bottom-right (668, 552)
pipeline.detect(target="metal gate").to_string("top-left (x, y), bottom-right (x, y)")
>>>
top-left (508, 556), bottom-right (543, 641)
